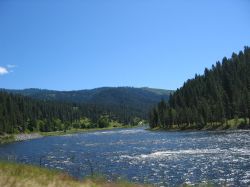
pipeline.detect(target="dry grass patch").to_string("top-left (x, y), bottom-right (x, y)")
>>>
top-left (0, 161), bottom-right (149, 187)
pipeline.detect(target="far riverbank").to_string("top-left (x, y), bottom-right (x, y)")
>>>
top-left (0, 125), bottom-right (139, 144)
top-left (149, 118), bottom-right (250, 132)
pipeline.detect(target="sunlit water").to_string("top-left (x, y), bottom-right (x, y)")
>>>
top-left (0, 128), bottom-right (249, 186)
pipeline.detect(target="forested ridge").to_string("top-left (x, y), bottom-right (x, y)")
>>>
top-left (5, 87), bottom-right (172, 121)
top-left (0, 87), bottom-right (171, 134)
top-left (0, 91), bottom-right (145, 134)
top-left (0, 91), bottom-right (107, 133)
top-left (5, 87), bottom-right (171, 105)
top-left (149, 47), bottom-right (250, 129)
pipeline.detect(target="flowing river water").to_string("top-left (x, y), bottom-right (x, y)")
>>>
top-left (0, 128), bottom-right (249, 186)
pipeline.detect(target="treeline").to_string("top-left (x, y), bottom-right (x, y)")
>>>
top-left (0, 92), bottom-right (140, 134)
top-left (149, 47), bottom-right (250, 129)
top-left (5, 87), bottom-right (172, 122)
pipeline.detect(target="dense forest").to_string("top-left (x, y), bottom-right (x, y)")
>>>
top-left (149, 47), bottom-right (250, 129)
top-left (0, 92), bottom-right (136, 134)
top-left (0, 87), bottom-right (171, 134)
top-left (5, 87), bottom-right (172, 122)
top-left (5, 87), bottom-right (171, 105)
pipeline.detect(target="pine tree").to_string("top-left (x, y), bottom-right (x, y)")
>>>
top-left (150, 46), bottom-right (250, 129)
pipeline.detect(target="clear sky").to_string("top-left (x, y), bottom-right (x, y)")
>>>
top-left (0, 0), bottom-right (250, 91)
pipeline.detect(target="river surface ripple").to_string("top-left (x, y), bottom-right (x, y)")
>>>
top-left (0, 128), bottom-right (249, 186)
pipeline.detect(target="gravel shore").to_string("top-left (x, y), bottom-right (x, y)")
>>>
top-left (15, 133), bottom-right (43, 142)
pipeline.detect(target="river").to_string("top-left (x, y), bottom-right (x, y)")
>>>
top-left (0, 128), bottom-right (249, 186)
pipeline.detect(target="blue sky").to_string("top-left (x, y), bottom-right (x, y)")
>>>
top-left (0, 0), bottom-right (250, 90)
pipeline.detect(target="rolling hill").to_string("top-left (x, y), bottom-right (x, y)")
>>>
top-left (4, 87), bottom-right (174, 120)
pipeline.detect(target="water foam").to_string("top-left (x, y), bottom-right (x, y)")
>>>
top-left (120, 148), bottom-right (250, 160)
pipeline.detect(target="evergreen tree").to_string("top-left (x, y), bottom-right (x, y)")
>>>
top-left (149, 46), bottom-right (250, 129)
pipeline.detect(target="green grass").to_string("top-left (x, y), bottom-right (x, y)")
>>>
top-left (0, 161), bottom-right (221, 187)
top-left (202, 118), bottom-right (250, 130)
top-left (0, 161), bottom-right (149, 187)
top-left (150, 118), bottom-right (250, 132)
top-left (39, 125), bottom-right (134, 137)
top-left (39, 127), bottom-right (113, 136)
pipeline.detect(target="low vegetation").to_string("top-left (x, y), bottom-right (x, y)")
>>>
top-left (0, 161), bottom-right (149, 187)
top-left (151, 118), bottom-right (250, 131)
top-left (0, 161), bottom-right (218, 187)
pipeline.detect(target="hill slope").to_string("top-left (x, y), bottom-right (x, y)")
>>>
top-left (150, 46), bottom-right (250, 129)
top-left (6, 87), bottom-right (172, 104)
top-left (0, 87), bottom-right (172, 134)
top-left (4, 87), bottom-right (173, 121)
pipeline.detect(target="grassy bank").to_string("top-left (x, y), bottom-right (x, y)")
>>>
top-left (40, 126), bottom-right (120, 136)
top-left (0, 161), bottom-right (148, 187)
top-left (150, 118), bottom-right (250, 132)
top-left (202, 118), bottom-right (250, 130)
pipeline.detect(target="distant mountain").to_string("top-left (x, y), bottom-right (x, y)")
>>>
top-left (4, 87), bottom-right (174, 120)
top-left (141, 87), bottom-right (173, 96)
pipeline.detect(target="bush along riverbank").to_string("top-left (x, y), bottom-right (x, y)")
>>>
top-left (150, 118), bottom-right (250, 132)
top-left (0, 161), bottom-right (150, 187)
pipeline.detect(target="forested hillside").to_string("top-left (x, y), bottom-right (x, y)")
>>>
top-left (5, 87), bottom-right (172, 121)
top-left (0, 87), bottom-right (172, 134)
top-left (6, 87), bottom-right (171, 103)
top-left (6, 87), bottom-right (171, 107)
top-left (0, 91), bottom-right (136, 134)
top-left (149, 47), bottom-right (250, 129)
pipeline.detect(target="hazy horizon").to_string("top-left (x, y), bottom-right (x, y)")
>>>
top-left (0, 86), bottom-right (174, 92)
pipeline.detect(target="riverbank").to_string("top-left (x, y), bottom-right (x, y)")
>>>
top-left (0, 161), bottom-right (148, 187)
top-left (40, 125), bottom-right (135, 136)
top-left (0, 125), bottom-right (137, 144)
top-left (0, 133), bottom-right (42, 144)
top-left (150, 118), bottom-right (250, 132)
top-left (15, 133), bottom-right (43, 141)
top-left (0, 134), bottom-right (15, 144)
